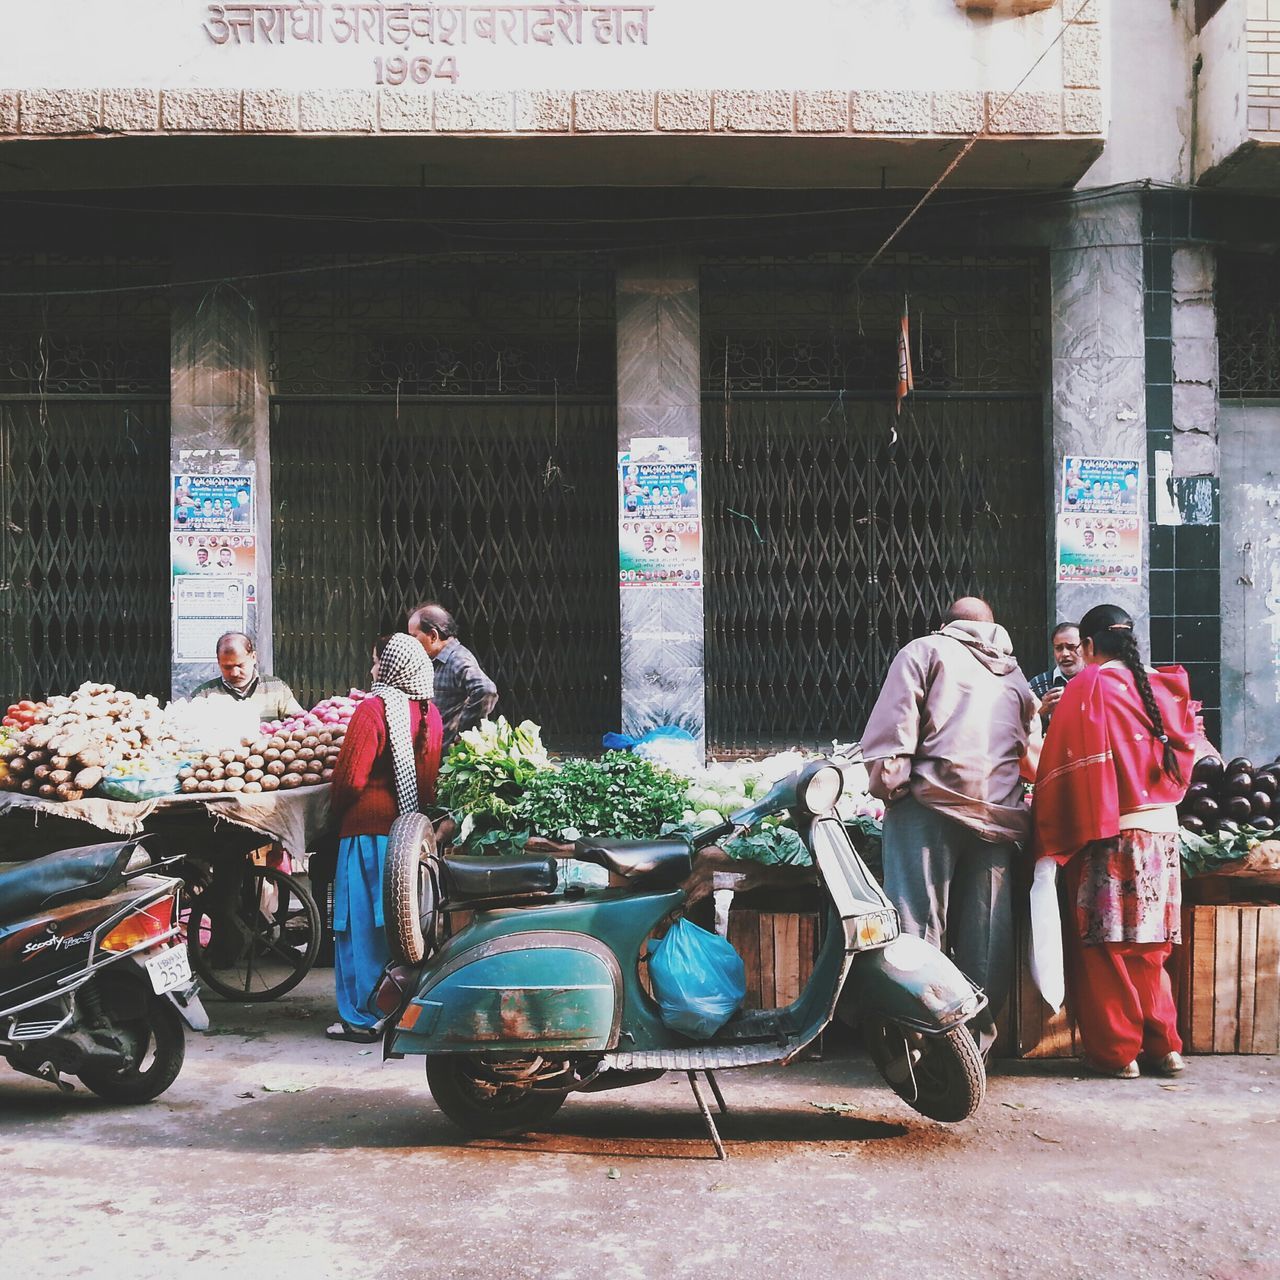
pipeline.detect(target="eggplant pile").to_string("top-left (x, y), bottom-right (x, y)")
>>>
top-left (1180, 756), bottom-right (1280, 836)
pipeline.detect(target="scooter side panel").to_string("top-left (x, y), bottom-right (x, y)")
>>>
top-left (397, 946), bottom-right (618, 1052)
top-left (840, 935), bottom-right (984, 1031)
top-left (0, 891), bottom-right (134, 1010)
top-left (391, 888), bottom-right (685, 1056)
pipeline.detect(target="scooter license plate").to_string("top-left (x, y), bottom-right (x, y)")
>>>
top-left (145, 945), bottom-right (192, 995)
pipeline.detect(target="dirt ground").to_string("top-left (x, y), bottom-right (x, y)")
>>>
top-left (0, 972), bottom-right (1276, 1280)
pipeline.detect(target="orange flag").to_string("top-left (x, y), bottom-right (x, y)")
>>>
top-left (896, 298), bottom-right (913, 414)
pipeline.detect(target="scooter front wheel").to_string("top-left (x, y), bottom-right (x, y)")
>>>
top-left (425, 1055), bottom-right (570, 1138)
top-left (864, 1019), bottom-right (985, 1123)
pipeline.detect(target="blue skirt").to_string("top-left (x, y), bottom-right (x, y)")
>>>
top-left (333, 834), bottom-right (391, 1030)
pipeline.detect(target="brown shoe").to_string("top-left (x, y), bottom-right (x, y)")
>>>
top-left (1085, 1058), bottom-right (1139, 1079)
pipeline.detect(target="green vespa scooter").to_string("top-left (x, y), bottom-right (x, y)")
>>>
top-left (372, 759), bottom-right (987, 1155)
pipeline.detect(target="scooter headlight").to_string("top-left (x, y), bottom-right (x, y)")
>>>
top-left (800, 765), bottom-right (843, 815)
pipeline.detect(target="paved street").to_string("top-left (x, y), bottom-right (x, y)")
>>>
top-left (0, 973), bottom-right (1276, 1280)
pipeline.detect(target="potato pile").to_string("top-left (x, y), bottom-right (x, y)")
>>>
top-left (0, 683), bottom-right (178, 801)
top-left (178, 728), bottom-right (343, 795)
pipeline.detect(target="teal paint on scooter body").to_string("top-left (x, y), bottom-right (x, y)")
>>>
top-left (841, 935), bottom-right (983, 1032)
top-left (390, 888), bottom-right (683, 1057)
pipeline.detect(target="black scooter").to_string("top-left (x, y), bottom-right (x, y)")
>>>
top-left (0, 839), bottom-right (207, 1101)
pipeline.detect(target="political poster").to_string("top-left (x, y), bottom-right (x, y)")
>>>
top-left (172, 474), bottom-right (254, 533)
top-left (1056, 513), bottom-right (1142, 586)
top-left (1060, 457), bottom-right (1141, 516)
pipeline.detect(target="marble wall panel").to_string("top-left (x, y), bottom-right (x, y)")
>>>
top-left (617, 256), bottom-right (705, 749)
top-left (1049, 245), bottom-right (1145, 362)
top-left (170, 272), bottom-right (272, 697)
top-left (1049, 210), bottom-right (1150, 648)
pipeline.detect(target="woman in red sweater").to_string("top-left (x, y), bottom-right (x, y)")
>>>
top-left (1031, 604), bottom-right (1197, 1078)
top-left (327, 632), bottom-right (443, 1041)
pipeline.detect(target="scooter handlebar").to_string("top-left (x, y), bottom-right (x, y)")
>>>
top-left (691, 819), bottom-right (736, 850)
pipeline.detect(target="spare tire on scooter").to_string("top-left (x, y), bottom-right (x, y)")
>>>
top-left (383, 813), bottom-right (439, 965)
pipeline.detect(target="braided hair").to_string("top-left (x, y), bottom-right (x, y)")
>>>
top-left (1078, 603), bottom-right (1183, 786)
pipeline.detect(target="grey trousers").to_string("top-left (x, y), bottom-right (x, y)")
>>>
top-left (881, 795), bottom-right (1014, 1058)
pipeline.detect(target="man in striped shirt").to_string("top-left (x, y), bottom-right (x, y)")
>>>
top-left (408, 603), bottom-right (499, 748)
top-left (1028, 623), bottom-right (1084, 726)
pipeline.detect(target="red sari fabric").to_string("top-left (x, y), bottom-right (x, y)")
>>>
top-left (1062, 854), bottom-right (1183, 1071)
top-left (1031, 662), bottom-right (1197, 864)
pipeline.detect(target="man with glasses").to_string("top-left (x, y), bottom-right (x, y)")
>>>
top-left (1029, 623), bottom-right (1084, 726)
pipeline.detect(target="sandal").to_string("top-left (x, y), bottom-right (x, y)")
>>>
top-left (325, 1021), bottom-right (380, 1043)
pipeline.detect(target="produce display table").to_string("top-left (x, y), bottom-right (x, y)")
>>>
top-left (0, 784), bottom-right (332, 861)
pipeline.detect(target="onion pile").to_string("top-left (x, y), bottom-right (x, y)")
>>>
top-left (1180, 755), bottom-right (1280, 836)
top-left (178, 729), bottom-right (343, 795)
top-left (262, 690), bottom-right (369, 737)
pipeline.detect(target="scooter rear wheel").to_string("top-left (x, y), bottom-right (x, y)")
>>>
top-left (425, 1054), bottom-right (570, 1138)
top-left (79, 991), bottom-right (186, 1104)
top-left (864, 1019), bottom-right (985, 1123)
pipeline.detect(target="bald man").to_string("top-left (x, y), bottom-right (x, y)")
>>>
top-left (859, 597), bottom-right (1037, 1058)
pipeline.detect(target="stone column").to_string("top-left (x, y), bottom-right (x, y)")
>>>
top-left (170, 258), bottom-right (273, 698)
top-left (1048, 194), bottom-right (1150, 644)
top-left (616, 253), bottom-right (705, 751)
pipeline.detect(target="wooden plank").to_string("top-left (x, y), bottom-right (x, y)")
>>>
top-left (728, 909), bottom-right (761, 1011)
top-left (1173, 915), bottom-right (1192, 1046)
top-left (773, 912), bottom-right (802, 1007)
top-left (1253, 907), bottom-right (1280, 1055)
top-left (1212, 907), bottom-right (1241, 1054)
top-left (758, 912), bottom-right (776, 1011)
top-left (1190, 906), bottom-right (1217, 1053)
top-left (797, 913), bottom-right (817, 991)
top-left (1237, 907), bottom-right (1259, 1054)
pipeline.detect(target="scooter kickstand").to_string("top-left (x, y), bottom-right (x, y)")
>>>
top-left (687, 1071), bottom-right (728, 1161)
top-left (705, 1070), bottom-right (728, 1115)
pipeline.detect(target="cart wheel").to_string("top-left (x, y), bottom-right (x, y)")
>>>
top-left (187, 865), bottom-right (320, 1002)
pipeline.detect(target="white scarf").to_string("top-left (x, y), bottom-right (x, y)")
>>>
top-left (370, 633), bottom-right (436, 816)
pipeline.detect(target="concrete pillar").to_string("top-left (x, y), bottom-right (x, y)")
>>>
top-left (1219, 402), bottom-right (1280, 757)
top-left (1048, 194), bottom-right (1150, 646)
top-left (169, 260), bottom-right (273, 697)
top-left (616, 253), bottom-right (705, 750)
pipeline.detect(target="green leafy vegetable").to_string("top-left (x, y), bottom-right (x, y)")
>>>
top-left (436, 717), bottom-right (550, 833)
top-left (1179, 821), bottom-right (1260, 878)
top-left (722, 823), bottom-right (812, 867)
top-left (515, 752), bottom-right (686, 840)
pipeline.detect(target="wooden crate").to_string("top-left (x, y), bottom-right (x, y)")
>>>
top-left (1177, 904), bottom-right (1280, 1054)
top-left (727, 909), bottom-right (821, 1010)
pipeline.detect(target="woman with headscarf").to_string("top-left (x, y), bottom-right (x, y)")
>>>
top-left (326, 633), bottom-right (443, 1042)
top-left (1031, 604), bottom-right (1198, 1078)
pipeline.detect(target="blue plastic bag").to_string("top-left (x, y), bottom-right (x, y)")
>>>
top-left (648, 918), bottom-right (746, 1039)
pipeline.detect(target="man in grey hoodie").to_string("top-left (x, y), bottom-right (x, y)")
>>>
top-left (860, 596), bottom-right (1037, 1057)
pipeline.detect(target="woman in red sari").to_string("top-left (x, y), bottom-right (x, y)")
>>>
top-left (1031, 604), bottom-right (1197, 1078)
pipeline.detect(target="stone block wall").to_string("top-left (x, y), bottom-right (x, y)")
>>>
top-left (1247, 0), bottom-right (1280, 137)
top-left (0, 85), bottom-right (1105, 140)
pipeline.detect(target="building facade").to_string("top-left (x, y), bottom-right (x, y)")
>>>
top-left (0, 0), bottom-right (1275, 757)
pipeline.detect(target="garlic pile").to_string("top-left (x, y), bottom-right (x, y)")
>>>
top-left (0, 683), bottom-right (182, 801)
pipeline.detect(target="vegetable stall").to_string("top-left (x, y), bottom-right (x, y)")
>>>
top-left (0, 683), bottom-right (374, 1000)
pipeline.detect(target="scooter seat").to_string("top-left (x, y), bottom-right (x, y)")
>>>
top-left (439, 854), bottom-right (558, 903)
top-left (573, 837), bottom-right (692, 889)
top-left (0, 840), bottom-right (138, 920)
